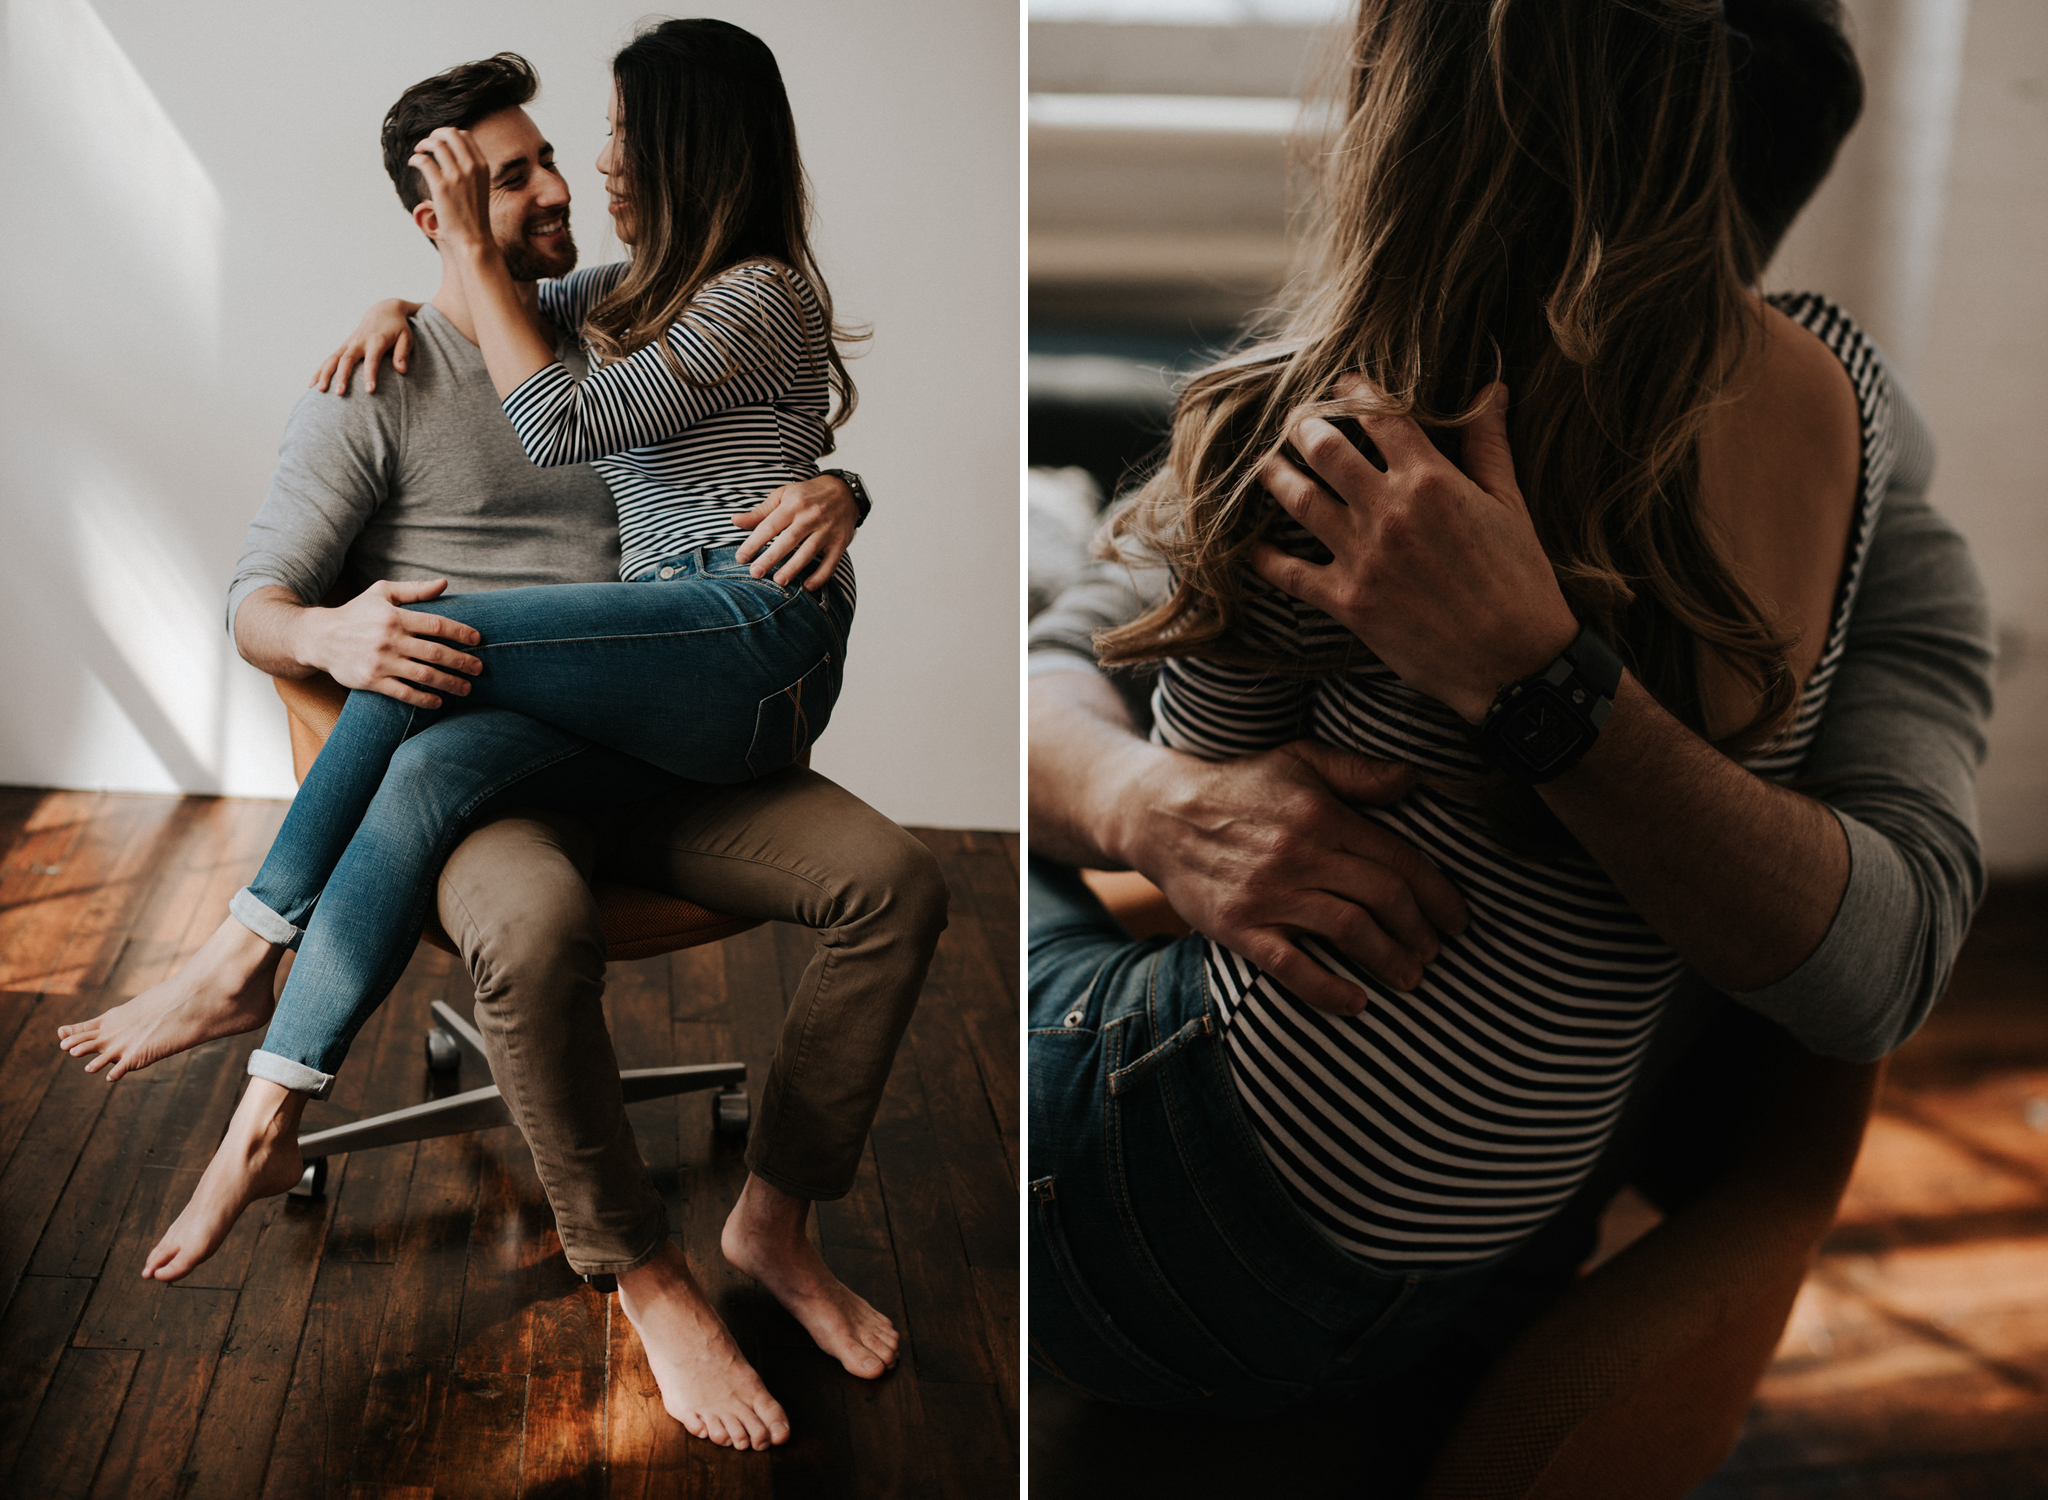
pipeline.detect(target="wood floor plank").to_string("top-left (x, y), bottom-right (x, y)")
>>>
top-left (451, 1140), bottom-right (541, 1375)
top-left (28, 1055), bottom-right (190, 1279)
top-left (182, 1187), bottom-right (337, 1499)
top-left (256, 1258), bottom-right (394, 1500)
top-left (0, 990), bottom-right (38, 1076)
top-left (520, 1367), bottom-right (606, 1499)
top-left (97, 794), bottom-right (241, 998)
top-left (28, 794), bottom-right (186, 997)
top-left (0, 1014), bottom-right (123, 1305)
top-left (867, 1045), bottom-right (996, 1387)
top-left (974, 1263), bottom-right (1019, 1420)
top-left (71, 1166), bottom-right (238, 1350)
top-left (83, 1286), bottom-right (239, 1500)
top-left (919, 1378), bottom-right (1012, 1500)
top-left (0, 790), bottom-right (105, 992)
top-left (431, 1371), bottom-right (527, 1500)
top-left (46, 795), bottom-right (198, 996)
top-left (903, 999), bottom-right (1017, 1270)
top-left (0, 1273), bottom-right (92, 1477)
top-left (5, 1344), bottom-right (140, 1500)
top-left (0, 990), bottom-right (88, 1181)
top-left (0, 785), bottom-right (49, 866)
top-left (349, 1366), bottom-right (451, 1494)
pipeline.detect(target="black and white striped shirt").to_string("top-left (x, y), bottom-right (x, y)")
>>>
top-left (1151, 293), bottom-right (1894, 1266)
top-left (507, 260), bottom-right (853, 603)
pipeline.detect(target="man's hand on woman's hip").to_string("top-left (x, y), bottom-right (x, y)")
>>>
top-left (1119, 738), bottom-right (1468, 1015)
top-left (733, 473), bottom-right (857, 590)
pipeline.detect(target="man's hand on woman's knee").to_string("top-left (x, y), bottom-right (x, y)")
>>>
top-left (1120, 740), bottom-right (1468, 1015)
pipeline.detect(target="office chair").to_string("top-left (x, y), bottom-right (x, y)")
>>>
top-left (270, 673), bottom-right (755, 1288)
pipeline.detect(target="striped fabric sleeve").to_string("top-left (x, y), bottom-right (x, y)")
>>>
top-left (504, 263), bottom-right (812, 468)
top-left (534, 263), bottom-right (626, 336)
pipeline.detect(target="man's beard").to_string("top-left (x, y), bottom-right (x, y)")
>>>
top-left (501, 220), bottom-right (577, 282)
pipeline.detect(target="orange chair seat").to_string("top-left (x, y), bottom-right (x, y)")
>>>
top-left (273, 672), bottom-right (761, 961)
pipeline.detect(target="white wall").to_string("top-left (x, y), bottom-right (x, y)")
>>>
top-left (0, 0), bottom-right (1020, 830)
top-left (1768, 0), bottom-right (2048, 873)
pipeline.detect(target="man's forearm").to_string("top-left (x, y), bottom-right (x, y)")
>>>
top-left (1541, 673), bottom-right (1850, 993)
top-left (232, 586), bottom-right (320, 678)
top-left (1026, 669), bottom-right (1154, 869)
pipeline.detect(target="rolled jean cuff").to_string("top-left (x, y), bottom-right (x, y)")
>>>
top-left (247, 1048), bottom-right (334, 1098)
top-left (230, 887), bottom-right (301, 948)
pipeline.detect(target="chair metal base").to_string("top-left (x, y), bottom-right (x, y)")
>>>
top-left (288, 998), bottom-right (749, 1197)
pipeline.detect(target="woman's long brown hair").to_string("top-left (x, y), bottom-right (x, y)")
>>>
top-left (584, 18), bottom-right (861, 437)
top-left (1098, 0), bottom-right (1796, 760)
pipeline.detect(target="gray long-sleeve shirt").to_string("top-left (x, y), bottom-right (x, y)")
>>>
top-left (226, 305), bottom-right (621, 630)
top-left (1027, 398), bottom-right (1994, 1063)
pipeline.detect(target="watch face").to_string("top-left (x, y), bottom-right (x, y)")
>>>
top-left (1505, 685), bottom-right (1585, 773)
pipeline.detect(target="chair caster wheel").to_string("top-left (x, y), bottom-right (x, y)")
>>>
top-left (289, 1158), bottom-right (328, 1199)
top-left (425, 1025), bottom-right (461, 1075)
top-left (713, 1085), bottom-right (751, 1137)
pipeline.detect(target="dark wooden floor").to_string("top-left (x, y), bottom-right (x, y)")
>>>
top-left (1696, 876), bottom-right (2048, 1498)
top-left (0, 786), bottom-right (1018, 1499)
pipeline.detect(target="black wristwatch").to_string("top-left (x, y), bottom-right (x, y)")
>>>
top-left (820, 468), bottom-right (871, 527)
top-left (1472, 625), bottom-right (1625, 782)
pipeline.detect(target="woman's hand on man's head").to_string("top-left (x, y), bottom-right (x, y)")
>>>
top-left (1253, 379), bottom-right (1580, 724)
top-left (410, 127), bottom-right (497, 257)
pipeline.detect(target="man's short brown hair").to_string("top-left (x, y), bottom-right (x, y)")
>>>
top-left (380, 53), bottom-right (538, 212)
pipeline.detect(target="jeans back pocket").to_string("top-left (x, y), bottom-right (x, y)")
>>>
top-left (746, 651), bottom-right (838, 777)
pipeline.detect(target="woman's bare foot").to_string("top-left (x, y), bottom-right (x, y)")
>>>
top-left (143, 1077), bottom-right (308, 1282)
top-left (615, 1240), bottom-right (792, 1449)
top-left (59, 915), bottom-right (284, 1081)
top-left (721, 1174), bottom-right (901, 1379)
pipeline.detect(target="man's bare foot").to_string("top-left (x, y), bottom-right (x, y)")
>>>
top-left (143, 1077), bottom-right (307, 1282)
top-left (721, 1173), bottom-right (901, 1379)
top-left (615, 1240), bottom-right (792, 1449)
top-left (58, 915), bottom-right (284, 1081)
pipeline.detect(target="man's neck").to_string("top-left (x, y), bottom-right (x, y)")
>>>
top-left (429, 257), bottom-right (545, 347)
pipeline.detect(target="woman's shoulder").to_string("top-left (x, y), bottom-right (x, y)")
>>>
top-left (678, 261), bottom-right (821, 355)
top-left (1693, 294), bottom-right (1867, 721)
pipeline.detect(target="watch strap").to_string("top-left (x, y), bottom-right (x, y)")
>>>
top-left (1473, 624), bottom-right (1625, 782)
top-left (820, 468), bottom-right (871, 527)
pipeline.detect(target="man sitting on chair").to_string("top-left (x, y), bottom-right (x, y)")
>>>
top-left (223, 57), bottom-right (946, 1443)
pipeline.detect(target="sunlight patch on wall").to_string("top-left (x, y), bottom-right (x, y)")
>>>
top-left (5, 0), bottom-right (223, 352)
top-left (64, 466), bottom-right (223, 787)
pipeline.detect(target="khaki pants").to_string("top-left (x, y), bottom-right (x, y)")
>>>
top-left (434, 767), bottom-right (948, 1275)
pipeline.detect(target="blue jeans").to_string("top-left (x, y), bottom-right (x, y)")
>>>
top-left (1027, 858), bottom-right (1506, 1416)
top-left (237, 548), bottom-right (848, 1093)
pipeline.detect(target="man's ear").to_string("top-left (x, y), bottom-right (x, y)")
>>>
top-left (412, 199), bottom-right (440, 246)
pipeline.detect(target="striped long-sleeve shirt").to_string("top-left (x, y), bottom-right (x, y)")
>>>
top-left (506, 259), bottom-right (853, 604)
top-left (1150, 292), bottom-right (1895, 1267)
